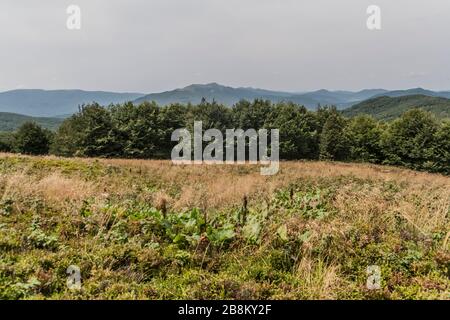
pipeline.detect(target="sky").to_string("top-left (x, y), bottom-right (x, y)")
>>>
top-left (1, 0), bottom-right (450, 93)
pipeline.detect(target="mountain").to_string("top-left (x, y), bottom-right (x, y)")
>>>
top-left (133, 83), bottom-right (291, 106)
top-left (372, 87), bottom-right (450, 100)
top-left (342, 95), bottom-right (450, 121)
top-left (0, 89), bottom-right (144, 117)
top-left (133, 83), bottom-right (390, 109)
top-left (0, 112), bottom-right (63, 131)
top-left (290, 89), bottom-right (389, 108)
top-left (2, 84), bottom-right (450, 117)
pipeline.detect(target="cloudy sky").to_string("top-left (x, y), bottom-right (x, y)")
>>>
top-left (1, 0), bottom-right (449, 93)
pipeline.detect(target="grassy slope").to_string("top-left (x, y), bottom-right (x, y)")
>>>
top-left (343, 95), bottom-right (450, 121)
top-left (0, 112), bottom-right (63, 131)
top-left (0, 155), bottom-right (449, 299)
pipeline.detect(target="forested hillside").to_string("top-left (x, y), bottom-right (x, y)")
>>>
top-left (343, 95), bottom-right (450, 120)
top-left (0, 112), bottom-right (63, 131)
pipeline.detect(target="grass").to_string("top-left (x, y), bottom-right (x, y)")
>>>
top-left (0, 153), bottom-right (449, 300)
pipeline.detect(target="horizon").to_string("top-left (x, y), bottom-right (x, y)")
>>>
top-left (1, 82), bottom-right (449, 95)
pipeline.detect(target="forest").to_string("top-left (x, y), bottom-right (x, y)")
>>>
top-left (1, 99), bottom-right (449, 174)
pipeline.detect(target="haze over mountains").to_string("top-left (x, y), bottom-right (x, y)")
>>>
top-left (0, 83), bottom-right (450, 119)
top-left (0, 90), bottom-right (144, 117)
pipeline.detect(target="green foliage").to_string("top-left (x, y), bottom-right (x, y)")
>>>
top-left (232, 99), bottom-right (273, 130)
top-left (343, 94), bottom-right (450, 121)
top-left (25, 216), bottom-right (59, 250)
top-left (0, 132), bottom-right (14, 152)
top-left (345, 115), bottom-right (384, 163)
top-left (52, 104), bottom-right (120, 157)
top-left (433, 120), bottom-right (450, 174)
top-left (319, 111), bottom-right (349, 161)
top-left (111, 101), bottom-right (165, 158)
top-left (265, 103), bottom-right (319, 159)
top-left (13, 122), bottom-right (52, 155)
top-left (381, 109), bottom-right (439, 170)
top-left (186, 100), bottom-right (233, 132)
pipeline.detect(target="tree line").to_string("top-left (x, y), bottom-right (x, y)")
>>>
top-left (1, 99), bottom-right (449, 174)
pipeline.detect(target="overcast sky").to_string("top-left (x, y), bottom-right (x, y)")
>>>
top-left (1, 0), bottom-right (449, 93)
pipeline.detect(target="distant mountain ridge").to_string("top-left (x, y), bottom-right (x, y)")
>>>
top-left (133, 83), bottom-right (390, 109)
top-left (372, 88), bottom-right (450, 99)
top-left (1, 84), bottom-right (450, 117)
top-left (0, 89), bottom-right (144, 117)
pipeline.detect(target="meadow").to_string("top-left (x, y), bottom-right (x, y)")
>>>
top-left (0, 154), bottom-right (449, 299)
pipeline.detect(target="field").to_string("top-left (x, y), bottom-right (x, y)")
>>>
top-left (0, 154), bottom-right (449, 300)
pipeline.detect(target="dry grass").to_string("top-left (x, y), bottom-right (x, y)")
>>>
top-left (2, 152), bottom-right (448, 209)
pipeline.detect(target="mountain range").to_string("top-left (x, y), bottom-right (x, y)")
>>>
top-left (133, 83), bottom-right (390, 109)
top-left (0, 83), bottom-right (450, 120)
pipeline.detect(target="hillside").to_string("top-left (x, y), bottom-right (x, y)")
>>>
top-left (372, 88), bottom-right (450, 99)
top-left (0, 89), bottom-right (144, 117)
top-left (0, 155), bottom-right (448, 300)
top-left (0, 112), bottom-right (63, 131)
top-left (342, 95), bottom-right (450, 120)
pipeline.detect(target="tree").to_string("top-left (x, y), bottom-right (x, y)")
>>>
top-left (381, 109), bottom-right (438, 170)
top-left (51, 117), bottom-right (81, 156)
top-left (158, 103), bottom-right (189, 158)
top-left (319, 111), bottom-right (349, 161)
top-left (185, 100), bottom-right (233, 132)
top-left (232, 99), bottom-right (273, 130)
top-left (345, 115), bottom-right (384, 163)
top-left (52, 103), bottom-right (120, 157)
top-left (0, 132), bottom-right (14, 152)
top-left (14, 122), bottom-right (51, 155)
top-left (433, 120), bottom-right (450, 174)
top-left (111, 101), bottom-right (163, 158)
top-left (265, 102), bottom-right (318, 160)
top-left (316, 105), bottom-right (338, 135)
